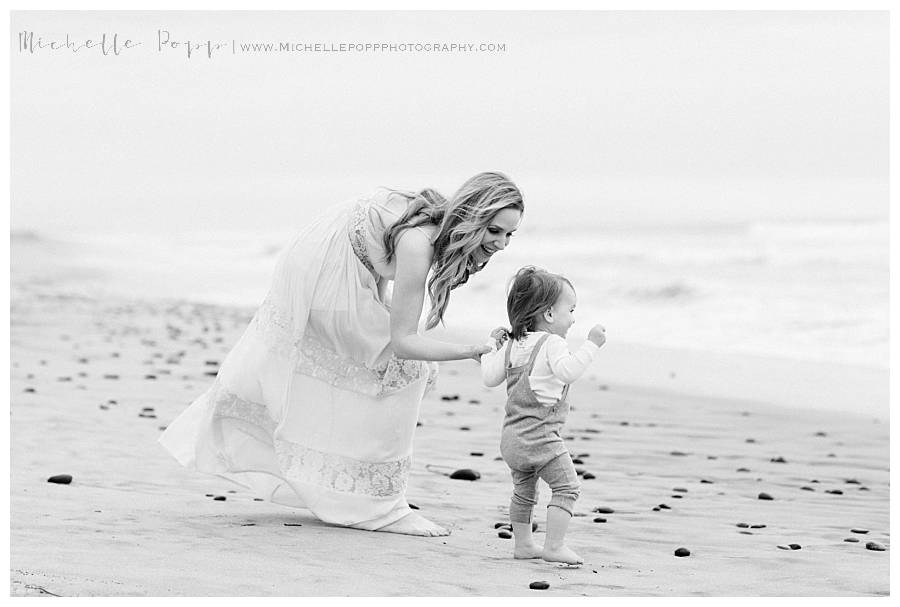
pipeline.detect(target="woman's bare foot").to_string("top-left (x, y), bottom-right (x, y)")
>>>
top-left (376, 512), bottom-right (450, 537)
top-left (542, 544), bottom-right (583, 565)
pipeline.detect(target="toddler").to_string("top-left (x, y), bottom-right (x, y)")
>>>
top-left (481, 266), bottom-right (606, 565)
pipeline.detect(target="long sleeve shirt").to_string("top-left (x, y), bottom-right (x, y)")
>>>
top-left (481, 331), bottom-right (601, 405)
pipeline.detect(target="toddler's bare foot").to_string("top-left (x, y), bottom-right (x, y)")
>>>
top-left (542, 544), bottom-right (583, 565)
top-left (514, 543), bottom-right (543, 559)
top-left (376, 512), bottom-right (449, 537)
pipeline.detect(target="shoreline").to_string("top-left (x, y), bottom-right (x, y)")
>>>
top-left (9, 286), bottom-right (890, 596)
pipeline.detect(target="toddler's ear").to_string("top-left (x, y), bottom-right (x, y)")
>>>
top-left (543, 308), bottom-right (554, 322)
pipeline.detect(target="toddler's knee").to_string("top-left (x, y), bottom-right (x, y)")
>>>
top-left (552, 478), bottom-right (581, 503)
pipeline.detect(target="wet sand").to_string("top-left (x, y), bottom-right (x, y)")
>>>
top-left (9, 284), bottom-right (889, 596)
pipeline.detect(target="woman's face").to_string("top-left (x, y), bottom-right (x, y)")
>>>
top-left (472, 207), bottom-right (522, 265)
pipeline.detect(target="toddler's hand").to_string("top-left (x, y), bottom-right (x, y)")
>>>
top-left (588, 324), bottom-right (606, 347)
top-left (489, 326), bottom-right (510, 348)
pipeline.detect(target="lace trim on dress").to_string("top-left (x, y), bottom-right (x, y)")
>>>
top-left (208, 381), bottom-right (410, 498)
top-left (253, 298), bottom-right (433, 396)
top-left (348, 201), bottom-right (376, 273)
top-left (275, 439), bottom-right (410, 498)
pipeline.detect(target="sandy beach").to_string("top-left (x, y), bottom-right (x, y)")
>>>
top-left (9, 272), bottom-right (890, 597)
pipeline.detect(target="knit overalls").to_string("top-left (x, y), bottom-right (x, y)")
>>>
top-left (499, 333), bottom-right (581, 523)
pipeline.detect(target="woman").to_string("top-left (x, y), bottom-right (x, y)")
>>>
top-left (159, 172), bottom-right (524, 536)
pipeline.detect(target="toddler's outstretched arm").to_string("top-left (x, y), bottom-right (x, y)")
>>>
top-left (546, 324), bottom-right (606, 384)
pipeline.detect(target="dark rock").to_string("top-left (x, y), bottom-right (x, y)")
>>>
top-left (529, 581), bottom-right (550, 590)
top-left (845, 479), bottom-right (861, 485)
top-left (577, 453), bottom-right (590, 458)
top-left (789, 544), bottom-right (802, 550)
top-left (572, 458), bottom-right (584, 465)
top-left (671, 495), bottom-right (683, 499)
top-left (770, 457), bottom-right (787, 463)
top-left (670, 451), bottom-right (688, 456)
top-left (283, 523), bottom-right (302, 527)
top-left (776, 545), bottom-right (791, 550)
top-left (859, 486), bottom-right (870, 491)
top-left (408, 503), bottom-right (419, 510)
top-left (758, 492), bottom-right (774, 500)
top-left (24, 388), bottom-right (36, 393)
top-left (145, 374), bottom-right (157, 380)
top-left (750, 524), bottom-right (766, 529)
top-left (47, 474), bottom-right (72, 485)
top-left (865, 541), bottom-right (886, 551)
top-left (737, 468), bottom-right (750, 472)
top-left (468, 399), bottom-right (481, 404)
top-left (850, 528), bottom-right (869, 534)
top-left (252, 497), bottom-right (264, 502)
top-left (825, 489), bottom-right (843, 495)
top-left (469, 452), bottom-right (483, 457)
top-left (801, 486), bottom-right (815, 491)
top-left (700, 479), bottom-right (714, 484)
top-left (737, 523), bottom-right (750, 528)
top-left (844, 537), bottom-right (860, 543)
top-left (674, 547), bottom-right (690, 557)
top-left (498, 530), bottom-right (512, 539)
top-left (673, 488), bottom-right (688, 493)
top-left (814, 431), bottom-right (827, 437)
top-left (459, 426), bottom-right (470, 431)
top-left (652, 507), bottom-right (660, 511)
top-left (440, 394), bottom-right (460, 401)
top-left (810, 479), bottom-right (819, 483)
top-left (103, 374), bottom-right (119, 380)
top-left (494, 522), bottom-right (509, 529)
top-left (582, 472), bottom-right (596, 480)
top-left (593, 517), bottom-right (607, 523)
top-left (449, 469), bottom-right (481, 481)
top-left (707, 456), bottom-right (718, 460)
top-left (658, 503), bottom-right (671, 510)
top-left (593, 507), bottom-right (615, 514)
top-left (745, 438), bottom-right (756, 443)
top-left (213, 495), bottom-right (226, 501)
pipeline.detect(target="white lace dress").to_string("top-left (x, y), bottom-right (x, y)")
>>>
top-left (159, 188), bottom-right (437, 529)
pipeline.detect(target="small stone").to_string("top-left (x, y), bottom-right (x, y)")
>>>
top-left (737, 523), bottom-right (750, 528)
top-left (825, 489), bottom-right (843, 495)
top-left (844, 537), bottom-right (860, 543)
top-left (572, 458), bottom-right (584, 465)
top-left (810, 479), bottom-right (820, 483)
top-left (283, 523), bottom-right (302, 527)
top-left (99, 404), bottom-right (109, 410)
top-left (777, 545), bottom-right (791, 550)
top-left (440, 394), bottom-right (460, 401)
top-left (750, 524), bottom-right (766, 529)
top-left (670, 451), bottom-right (688, 456)
top-left (850, 528), bottom-right (869, 534)
top-left (758, 492), bottom-right (773, 501)
top-left (865, 541), bottom-right (886, 551)
top-left (658, 503), bottom-right (671, 510)
top-left (673, 488), bottom-right (688, 493)
top-left (593, 507), bottom-right (614, 514)
top-left (205, 493), bottom-right (214, 497)
top-left (254, 498), bottom-right (264, 501)
top-left (845, 479), bottom-right (861, 485)
top-left (593, 517), bottom-right (607, 523)
top-left (103, 374), bottom-right (119, 380)
top-left (529, 581), bottom-right (550, 590)
top-left (47, 474), bottom-right (72, 485)
top-left (739, 531), bottom-right (753, 535)
top-left (737, 468), bottom-right (750, 472)
top-left (652, 507), bottom-right (660, 511)
top-left (24, 387), bottom-right (36, 393)
top-left (227, 490), bottom-right (237, 494)
top-left (577, 453), bottom-right (590, 458)
top-left (582, 472), bottom-right (596, 480)
top-left (859, 486), bottom-right (870, 491)
top-left (770, 456), bottom-right (786, 463)
top-left (789, 544), bottom-right (802, 550)
top-left (814, 431), bottom-right (827, 437)
top-left (745, 438), bottom-right (756, 443)
top-left (213, 495), bottom-right (226, 501)
top-left (700, 479), bottom-right (714, 484)
top-left (449, 469), bottom-right (481, 481)
top-left (707, 455), bottom-right (718, 460)
top-left (469, 452), bottom-right (483, 457)
top-left (408, 503), bottom-right (419, 510)
top-left (494, 522), bottom-right (509, 529)
top-left (671, 495), bottom-right (683, 499)
top-left (498, 530), bottom-right (512, 539)
top-left (674, 547), bottom-right (690, 557)
top-left (468, 399), bottom-right (480, 404)
top-left (801, 486), bottom-right (815, 491)
top-left (459, 426), bottom-right (470, 431)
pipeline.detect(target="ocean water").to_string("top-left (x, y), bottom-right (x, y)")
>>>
top-left (11, 216), bottom-right (888, 371)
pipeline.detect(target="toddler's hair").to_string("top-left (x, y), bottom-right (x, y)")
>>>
top-left (506, 266), bottom-right (574, 341)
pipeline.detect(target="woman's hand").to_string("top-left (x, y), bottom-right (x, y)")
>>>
top-left (470, 343), bottom-right (492, 361)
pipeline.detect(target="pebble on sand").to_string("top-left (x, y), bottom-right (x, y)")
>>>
top-left (844, 538), bottom-right (860, 543)
top-left (700, 479), bottom-right (714, 484)
top-left (593, 517), bottom-right (607, 523)
top-left (737, 523), bottom-right (750, 528)
top-left (673, 488), bottom-right (688, 493)
top-left (801, 486), bottom-right (815, 491)
top-left (770, 457), bottom-right (787, 463)
top-left (440, 394), bottom-right (460, 401)
top-left (750, 524), bottom-right (766, 529)
top-left (408, 503), bottom-right (419, 510)
top-left (789, 544), bottom-right (802, 550)
top-left (865, 542), bottom-right (886, 551)
top-left (670, 451), bottom-right (688, 456)
top-left (498, 530), bottom-right (512, 539)
top-left (850, 528), bottom-right (869, 534)
top-left (213, 496), bottom-right (226, 501)
top-left (658, 504), bottom-right (671, 510)
top-left (449, 469), bottom-right (481, 481)
top-left (593, 507), bottom-right (615, 514)
top-left (470, 452), bottom-right (483, 457)
top-left (47, 474), bottom-right (72, 485)
top-left (582, 472), bottom-right (596, 480)
top-left (737, 468), bottom-right (751, 472)
top-left (825, 489), bottom-right (844, 495)
top-left (529, 581), bottom-right (550, 590)
top-left (674, 547), bottom-right (691, 557)
top-left (758, 492), bottom-right (774, 501)
top-left (24, 387), bottom-right (36, 393)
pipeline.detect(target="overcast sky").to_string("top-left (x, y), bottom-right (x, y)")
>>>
top-left (11, 11), bottom-right (888, 234)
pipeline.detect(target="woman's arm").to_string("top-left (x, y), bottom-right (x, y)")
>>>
top-left (389, 229), bottom-right (488, 362)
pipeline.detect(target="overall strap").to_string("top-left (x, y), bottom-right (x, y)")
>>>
top-left (525, 333), bottom-right (551, 371)
top-left (503, 338), bottom-right (514, 369)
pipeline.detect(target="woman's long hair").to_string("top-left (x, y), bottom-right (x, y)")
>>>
top-left (382, 172), bottom-right (524, 329)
